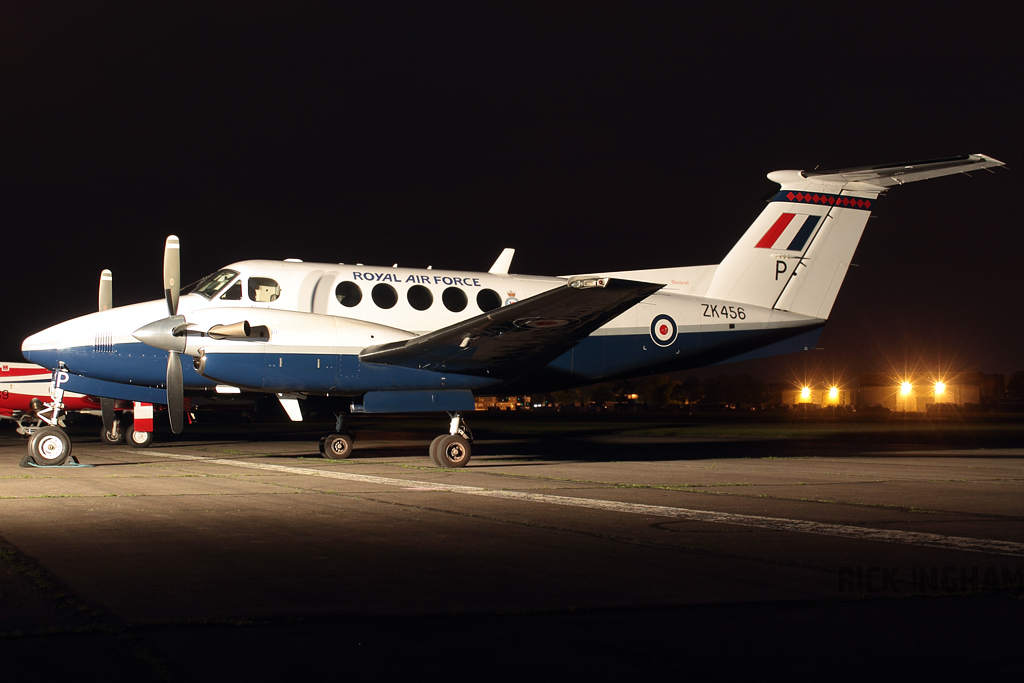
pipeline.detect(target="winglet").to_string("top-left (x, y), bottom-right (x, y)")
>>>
top-left (488, 248), bottom-right (515, 275)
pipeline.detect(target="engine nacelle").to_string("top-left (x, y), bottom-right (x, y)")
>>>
top-left (189, 309), bottom-right (418, 392)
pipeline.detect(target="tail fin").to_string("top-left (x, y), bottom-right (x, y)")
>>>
top-left (704, 154), bottom-right (1004, 319)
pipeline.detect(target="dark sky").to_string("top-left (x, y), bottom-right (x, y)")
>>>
top-left (2, 3), bottom-right (1019, 381)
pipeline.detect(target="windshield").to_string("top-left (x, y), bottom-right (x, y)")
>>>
top-left (191, 269), bottom-right (239, 300)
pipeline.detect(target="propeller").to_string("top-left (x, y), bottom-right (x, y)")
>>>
top-left (163, 235), bottom-right (184, 435)
top-left (134, 235), bottom-right (258, 433)
top-left (164, 235), bottom-right (180, 317)
top-left (98, 269), bottom-right (112, 311)
top-left (98, 269), bottom-right (116, 434)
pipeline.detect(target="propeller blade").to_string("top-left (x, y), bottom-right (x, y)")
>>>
top-left (101, 397), bottom-right (116, 434)
top-left (166, 350), bottom-right (184, 434)
top-left (98, 269), bottom-right (112, 312)
top-left (164, 235), bottom-right (180, 317)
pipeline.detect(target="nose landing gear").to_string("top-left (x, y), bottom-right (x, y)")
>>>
top-left (23, 366), bottom-right (73, 466)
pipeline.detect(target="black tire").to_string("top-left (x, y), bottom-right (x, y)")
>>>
top-left (428, 435), bottom-right (446, 467)
top-left (100, 419), bottom-right (125, 445)
top-left (127, 424), bottom-right (155, 449)
top-left (28, 426), bottom-right (72, 466)
top-left (436, 434), bottom-right (471, 468)
top-left (321, 433), bottom-right (353, 459)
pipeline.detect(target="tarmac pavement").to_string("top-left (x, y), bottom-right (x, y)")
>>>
top-left (2, 417), bottom-right (1022, 680)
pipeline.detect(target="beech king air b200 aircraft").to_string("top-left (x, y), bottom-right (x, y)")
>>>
top-left (22, 154), bottom-right (1004, 467)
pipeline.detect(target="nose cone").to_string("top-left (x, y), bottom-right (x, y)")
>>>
top-left (22, 323), bottom-right (68, 369)
top-left (21, 297), bottom-right (179, 375)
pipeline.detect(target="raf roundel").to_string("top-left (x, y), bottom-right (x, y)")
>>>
top-left (650, 314), bottom-right (677, 347)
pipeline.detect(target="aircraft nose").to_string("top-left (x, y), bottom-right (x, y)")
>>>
top-left (21, 327), bottom-right (59, 369)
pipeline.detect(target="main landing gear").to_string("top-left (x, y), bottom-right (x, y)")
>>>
top-left (319, 413), bottom-right (355, 459)
top-left (100, 417), bottom-right (125, 445)
top-left (316, 412), bottom-right (475, 467)
top-left (429, 413), bottom-right (473, 468)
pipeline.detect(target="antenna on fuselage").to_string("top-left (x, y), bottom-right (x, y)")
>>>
top-left (488, 248), bottom-right (515, 275)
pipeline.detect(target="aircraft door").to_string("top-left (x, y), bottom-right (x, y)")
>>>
top-left (311, 272), bottom-right (339, 313)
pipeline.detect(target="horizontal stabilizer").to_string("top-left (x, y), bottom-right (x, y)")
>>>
top-left (770, 153), bottom-right (1004, 191)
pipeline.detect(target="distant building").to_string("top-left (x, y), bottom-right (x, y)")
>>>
top-left (475, 396), bottom-right (531, 411)
top-left (778, 385), bottom-right (852, 408)
top-left (858, 373), bottom-right (1003, 412)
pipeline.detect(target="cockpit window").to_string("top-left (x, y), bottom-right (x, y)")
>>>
top-left (220, 281), bottom-right (242, 300)
top-left (248, 277), bottom-right (281, 302)
top-left (192, 269), bottom-right (239, 300)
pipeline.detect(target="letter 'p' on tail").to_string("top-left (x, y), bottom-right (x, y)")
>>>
top-left (703, 154), bottom-right (1004, 320)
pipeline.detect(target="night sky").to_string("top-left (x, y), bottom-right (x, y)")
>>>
top-left (2, 3), bottom-right (1019, 383)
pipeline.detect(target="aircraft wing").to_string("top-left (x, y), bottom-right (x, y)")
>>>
top-left (359, 276), bottom-right (663, 378)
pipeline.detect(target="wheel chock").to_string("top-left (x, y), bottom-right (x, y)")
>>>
top-left (20, 455), bottom-right (94, 468)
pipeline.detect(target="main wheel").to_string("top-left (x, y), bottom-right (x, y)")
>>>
top-left (28, 426), bottom-right (72, 466)
top-left (435, 434), bottom-right (471, 468)
top-left (100, 419), bottom-right (125, 445)
top-left (320, 433), bottom-right (353, 459)
top-left (428, 435), bottom-right (446, 467)
top-left (127, 424), bottom-right (155, 449)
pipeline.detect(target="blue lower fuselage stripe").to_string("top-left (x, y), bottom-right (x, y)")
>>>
top-left (24, 324), bottom-right (821, 398)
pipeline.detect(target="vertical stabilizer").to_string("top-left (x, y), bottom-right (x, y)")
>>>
top-left (704, 154), bottom-right (1003, 319)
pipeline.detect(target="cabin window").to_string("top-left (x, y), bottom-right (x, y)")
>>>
top-left (477, 289), bottom-right (501, 312)
top-left (407, 285), bottom-right (433, 311)
top-left (248, 277), bottom-right (281, 302)
top-left (192, 269), bottom-right (239, 300)
top-left (442, 287), bottom-right (467, 312)
top-left (336, 281), bottom-right (362, 307)
top-left (372, 283), bottom-right (398, 309)
top-left (220, 281), bottom-right (242, 300)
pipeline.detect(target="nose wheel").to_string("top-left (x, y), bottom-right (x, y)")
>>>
top-left (27, 426), bottom-right (73, 466)
top-left (429, 414), bottom-right (473, 468)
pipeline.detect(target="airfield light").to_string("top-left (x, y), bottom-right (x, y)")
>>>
top-left (828, 386), bottom-right (839, 401)
top-left (900, 382), bottom-right (913, 396)
top-left (800, 386), bottom-right (811, 400)
top-left (935, 381), bottom-right (946, 396)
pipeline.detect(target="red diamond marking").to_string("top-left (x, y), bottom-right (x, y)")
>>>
top-left (786, 192), bottom-right (795, 201)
